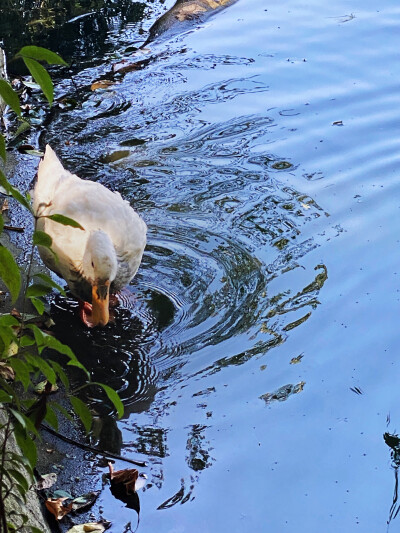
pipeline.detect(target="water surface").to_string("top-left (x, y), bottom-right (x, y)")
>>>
top-left (5, 0), bottom-right (400, 531)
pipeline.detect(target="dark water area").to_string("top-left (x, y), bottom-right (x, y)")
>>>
top-left (3, 0), bottom-right (400, 531)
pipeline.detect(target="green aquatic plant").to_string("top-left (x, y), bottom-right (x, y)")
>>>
top-left (0, 46), bottom-right (123, 532)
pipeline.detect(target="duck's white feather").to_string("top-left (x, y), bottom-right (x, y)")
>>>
top-left (34, 145), bottom-right (147, 302)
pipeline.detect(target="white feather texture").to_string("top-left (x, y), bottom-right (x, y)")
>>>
top-left (33, 145), bottom-right (147, 303)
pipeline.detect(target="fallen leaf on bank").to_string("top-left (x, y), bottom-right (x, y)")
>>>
top-left (71, 491), bottom-right (100, 512)
top-left (90, 80), bottom-right (115, 91)
top-left (35, 380), bottom-right (59, 394)
top-left (0, 362), bottom-right (15, 380)
top-left (35, 472), bottom-right (57, 490)
top-left (52, 489), bottom-right (73, 499)
top-left (1, 198), bottom-right (9, 212)
top-left (176, 4), bottom-right (207, 20)
top-left (45, 497), bottom-right (73, 520)
top-left (66, 521), bottom-right (110, 532)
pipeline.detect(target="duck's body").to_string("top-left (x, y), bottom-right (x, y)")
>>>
top-left (33, 145), bottom-right (147, 326)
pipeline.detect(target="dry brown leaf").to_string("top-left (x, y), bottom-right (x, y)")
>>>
top-left (1, 198), bottom-right (9, 212)
top-left (108, 462), bottom-right (139, 494)
top-left (176, 4), bottom-right (207, 20)
top-left (90, 80), bottom-right (115, 91)
top-left (66, 522), bottom-right (109, 533)
top-left (35, 472), bottom-right (57, 491)
top-left (45, 497), bottom-right (73, 520)
top-left (0, 362), bottom-right (15, 381)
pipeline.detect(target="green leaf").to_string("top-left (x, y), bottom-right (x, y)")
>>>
top-left (44, 405), bottom-right (58, 430)
top-left (14, 425), bottom-right (37, 468)
top-left (51, 401), bottom-right (73, 422)
top-left (0, 79), bottom-right (21, 116)
top-left (11, 409), bottom-right (38, 436)
top-left (9, 359), bottom-right (32, 391)
top-left (0, 134), bottom-right (5, 162)
top-left (49, 360), bottom-right (69, 389)
top-left (23, 57), bottom-right (54, 106)
top-left (26, 283), bottom-right (50, 298)
top-left (33, 273), bottom-right (66, 296)
top-left (30, 297), bottom-right (45, 315)
top-left (0, 390), bottom-right (12, 403)
top-left (0, 314), bottom-right (20, 327)
top-left (20, 335), bottom-right (35, 347)
top-left (33, 230), bottom-right (52, 248)
top-left (24, 353), bottom-right (56, 384)
top-left (8, 469), bottom-right (30, 492)
top-left (0, 168), bottom-right (10, 194)
top-left (70, 396), bottom-right (92, 433)
top-left (0, 245), bottom-right (21, 303)
top-left (27, 324), bottom-right (89, 376)
top-left (31, 527), bottom-right (43, 533)
top-left (45, 213), bottom-right (84, 230)
top-left (93, 382), bottom-right (124, 419)
top-left (9, 184), bottom-right (32, 212)
top-left (18, 46), bottom-right (68, 66)
top-left (14, 120), bottom-right (31, 139)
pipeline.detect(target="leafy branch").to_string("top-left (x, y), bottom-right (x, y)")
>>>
top-left (0, 46), bottom-right (124, 532)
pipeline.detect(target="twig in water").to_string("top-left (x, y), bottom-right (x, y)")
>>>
top-left (41, 423), bottom-right (147, 467)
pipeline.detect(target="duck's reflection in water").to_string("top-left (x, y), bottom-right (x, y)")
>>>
top-left (48, 291), bottom-right (161, 455)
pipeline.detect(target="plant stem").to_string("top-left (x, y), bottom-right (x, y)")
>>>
top-left (19, 216), bottom-right (38, 337)
top-left (0, 411), bottom-right (12, 532)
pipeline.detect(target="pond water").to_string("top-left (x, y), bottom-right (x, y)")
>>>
top-left (3, 0), bottom-right (400, 530)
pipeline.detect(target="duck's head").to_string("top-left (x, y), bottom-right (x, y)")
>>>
top-left (82, 230), bottom-right (118, 326)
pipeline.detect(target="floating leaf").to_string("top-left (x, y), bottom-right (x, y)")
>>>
top-left (91, 80), bottom-right (115, 91)
top-left (0, 79), bottom-right (21, 116)
top-left (108, 463), bottom-right (139, 494)
top-left (18, 46), bottom-right (67, 66)
top-left (45, 213), bottom-right (84, 230)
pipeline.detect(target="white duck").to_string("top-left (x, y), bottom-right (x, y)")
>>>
top-left (33, 145), bottom-right (147, 327)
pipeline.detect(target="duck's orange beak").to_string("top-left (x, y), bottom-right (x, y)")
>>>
top-left (91, 281), bottom-right (110, 327)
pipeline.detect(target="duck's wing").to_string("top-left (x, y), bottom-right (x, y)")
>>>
top-left (34, 146), bottom-right (147, 293)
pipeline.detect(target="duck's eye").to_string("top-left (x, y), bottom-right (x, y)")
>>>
top-left (91, 261), bottom-right (94, 268)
